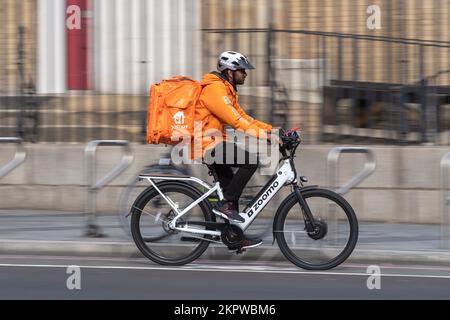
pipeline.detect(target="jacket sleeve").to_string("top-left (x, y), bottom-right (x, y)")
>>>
top-left (235, 103), bottom-right (272, 132)
top-left (200, 83), bottom-right (272, 138)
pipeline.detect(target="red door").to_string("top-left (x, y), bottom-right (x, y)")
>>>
top-left (66, 0), bottom-right (90, 90)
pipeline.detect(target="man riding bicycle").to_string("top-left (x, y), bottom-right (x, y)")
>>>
top-left (193, 51), bottom-right (275, 249)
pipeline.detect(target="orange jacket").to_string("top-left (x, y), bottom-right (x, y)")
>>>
top-left (191, 72), bottom-right (272, 160)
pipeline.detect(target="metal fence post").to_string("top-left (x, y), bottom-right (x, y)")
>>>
top-left (326, 147), bottom-right (376, 245)
top-left (268, 24), bottom-right (275, 125)
top-left (327, 147), bottom-right (377, 195)
top-left (0, 138), bottom-right (27, 180)
top-left (441, 153), bottom-right (450, 249)
top-left (85, 140), bottom-right (134, 237)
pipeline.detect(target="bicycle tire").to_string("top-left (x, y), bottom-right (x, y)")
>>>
top-left (274, 188), bottom-right (358, 270)
top-left (131, 181), bottom-right (215, 266)
top-left (119, 165), bottom-right (190, 238)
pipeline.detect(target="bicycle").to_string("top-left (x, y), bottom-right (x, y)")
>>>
top-left (119, 151), bottom-right (266, 238)
top-left (129, 129), bottom-right (359, 270)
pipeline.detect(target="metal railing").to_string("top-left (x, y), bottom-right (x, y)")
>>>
top-left (441, 153), bottom-right (450, 249)
top-left (2, 1), bottom-right (450, 144)
top-left (326, 147), bottom-right (377, 245)
top-left (85, 140), bottom-right (134, 237)
top-left (0, 138), bottom-right (26, 180)
top-left (327, 147), bottom-right (377, 195)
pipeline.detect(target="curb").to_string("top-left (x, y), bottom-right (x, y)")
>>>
top-left (2, 240), bottom-right (450, 265)
top-left (0, 240), bottom-right (138, 258)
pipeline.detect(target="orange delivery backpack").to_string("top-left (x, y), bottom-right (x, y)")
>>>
top-left (147, 76), bottom-right (203, 145)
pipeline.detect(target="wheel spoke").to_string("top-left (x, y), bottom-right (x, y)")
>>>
top-left (130, 184), bottom-right (213, 265)
top-left (131, 205), bottom-right (170, 223)
top-left (274, 189), bottom-right (358, 270)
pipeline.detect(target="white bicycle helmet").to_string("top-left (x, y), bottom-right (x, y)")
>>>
top-left (218, 51), bottom-right (255, 72)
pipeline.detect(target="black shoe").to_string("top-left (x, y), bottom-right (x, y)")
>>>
top-left (213, 201), bottom-right (245, 223)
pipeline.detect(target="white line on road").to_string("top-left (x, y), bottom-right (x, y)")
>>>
top-left (5, 254), bottom-right (450, 272)
top-left (1, 263), bottom-right (450, 279)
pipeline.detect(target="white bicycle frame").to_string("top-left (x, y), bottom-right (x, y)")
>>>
top-left (140, 159), bottom-right (296, 238)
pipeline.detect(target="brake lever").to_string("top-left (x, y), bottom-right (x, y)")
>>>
top-left (286, 127), bottom-right (300, 135)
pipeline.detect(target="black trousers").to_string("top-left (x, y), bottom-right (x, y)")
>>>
top-left (205, 142), bottom-right (259, 202)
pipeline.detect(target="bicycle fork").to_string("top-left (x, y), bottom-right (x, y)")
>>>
top-left (293, 185), bottom-right (318, 233)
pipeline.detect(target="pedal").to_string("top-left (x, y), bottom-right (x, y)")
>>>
top-left (228, 247), bottom-right (246, 255)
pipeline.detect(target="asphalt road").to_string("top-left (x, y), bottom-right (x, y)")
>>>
top-left (1, 255), bottom-right (450, 301)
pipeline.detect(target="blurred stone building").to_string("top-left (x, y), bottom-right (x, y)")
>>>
top-left (1, 0), bottom-right (449, 143)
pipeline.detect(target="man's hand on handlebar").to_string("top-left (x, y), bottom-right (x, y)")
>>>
top-left (266, 127), bottom-right (301, 146)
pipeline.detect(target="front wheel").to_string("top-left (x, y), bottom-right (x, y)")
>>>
top-left (274, 188), bottom-right (358, 270)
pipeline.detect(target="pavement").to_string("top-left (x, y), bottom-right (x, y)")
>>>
top-left (1, 210), bottom-right (450, 266)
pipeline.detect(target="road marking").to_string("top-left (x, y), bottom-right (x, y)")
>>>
top-left (1, 263), bottom-right (450, 279)
top-left (4, 255), bottom-right (450, 273)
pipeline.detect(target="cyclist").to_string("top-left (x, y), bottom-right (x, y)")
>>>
top-left (193, 51), bottom-right (275, 249)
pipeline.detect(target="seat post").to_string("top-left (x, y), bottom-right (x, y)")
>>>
top-left (204, 163), bottom-right (226, 201)
top-left (206, 164), bottom-right (220, 184)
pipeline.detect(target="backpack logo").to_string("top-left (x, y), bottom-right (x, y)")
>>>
top-left (173, 111), bottom-right (185, 125)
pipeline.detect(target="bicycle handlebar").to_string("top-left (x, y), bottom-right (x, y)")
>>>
top-left (278, 128), bottom-right (302, 154)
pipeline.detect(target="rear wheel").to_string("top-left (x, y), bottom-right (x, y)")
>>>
top-left (274, 188), bottom-right (358, 270)
top-left (130, 182), bottom-right (214, 266)
top-left (119, 165), bottom-right (189, 238)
